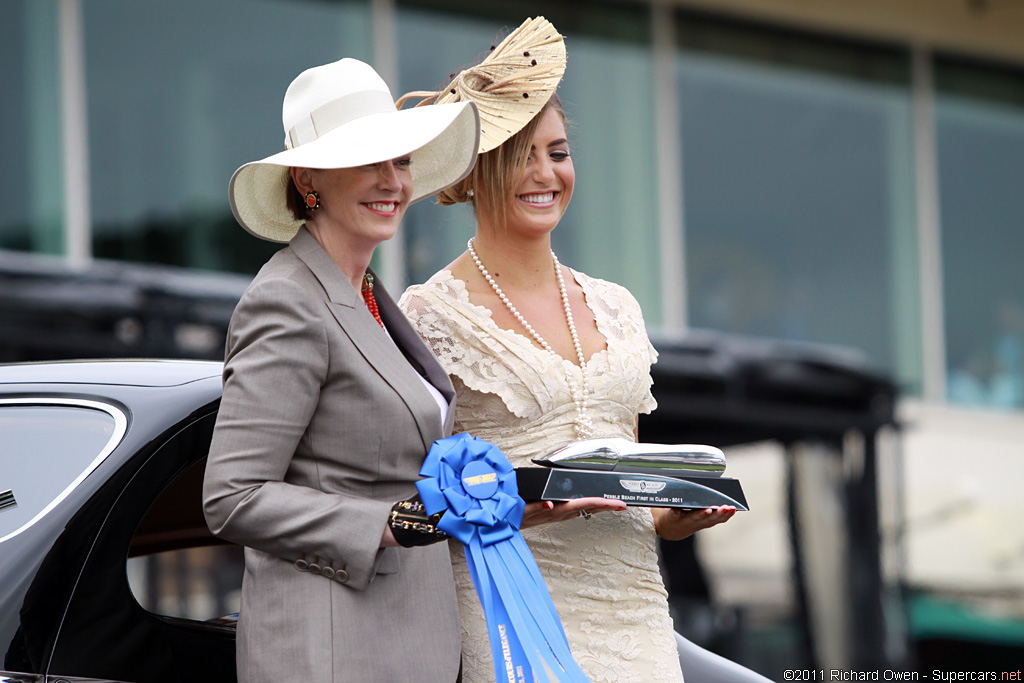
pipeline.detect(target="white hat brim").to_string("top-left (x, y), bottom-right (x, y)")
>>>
top-left (229, 100), bottom-right (479, 243)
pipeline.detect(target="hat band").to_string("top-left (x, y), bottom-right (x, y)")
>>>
top-left (286, 89), bottom-right (397, 148)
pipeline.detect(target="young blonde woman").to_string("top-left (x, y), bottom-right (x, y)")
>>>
top-left (399, 18), bottom-right (735, 683)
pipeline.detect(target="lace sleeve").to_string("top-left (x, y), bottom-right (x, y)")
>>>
top-left (398, 285), bottom-right (468, 371)
top-left (578, 272), bottom-right (659, 416)
top-left (399, 280), bottom-right (545, 421)
top-left (621, 287), bottom-right (658, 415)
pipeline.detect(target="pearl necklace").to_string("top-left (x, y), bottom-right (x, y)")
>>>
top-left (468, 238), bottom-right (594, 440)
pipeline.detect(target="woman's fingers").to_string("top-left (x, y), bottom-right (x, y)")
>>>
top-left (563, 497), bottom-right (628, 514)
top-left (695, 505), bottom-right (736, 529)
top-left (656, 505), bottom-right (737, 540)
top-left (521, 497), bottom-right (627, 528)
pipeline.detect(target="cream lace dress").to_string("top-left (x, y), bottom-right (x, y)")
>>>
top-left (400, 269), bottom-right (685, 683)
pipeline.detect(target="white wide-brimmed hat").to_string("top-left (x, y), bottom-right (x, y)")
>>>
top-left (229, 58), bottom-right (480, 243)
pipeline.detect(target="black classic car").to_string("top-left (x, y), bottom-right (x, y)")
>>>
top-left (4, 355), bottom-right (887, 682)
top-left (1, 360), bottom-right (238, 683)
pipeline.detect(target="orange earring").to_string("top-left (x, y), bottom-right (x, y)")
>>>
top-left (304, 190), bottom-right (320, 212)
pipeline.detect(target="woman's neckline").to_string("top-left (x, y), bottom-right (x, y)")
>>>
top-left (435, 268), bottom-right (610, 368)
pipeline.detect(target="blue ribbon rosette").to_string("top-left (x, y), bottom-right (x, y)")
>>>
top-left (417, 433), bottom-right (591, 683)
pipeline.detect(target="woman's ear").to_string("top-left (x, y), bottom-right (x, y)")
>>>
top-left (290, 167), bottom-right (313, 194)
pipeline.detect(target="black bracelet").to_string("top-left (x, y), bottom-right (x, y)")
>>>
top-left (389, 496), bottom-right (448, 548)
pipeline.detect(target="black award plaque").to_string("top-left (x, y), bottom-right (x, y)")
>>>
top-left (515, 439), bottom-right (748, 510)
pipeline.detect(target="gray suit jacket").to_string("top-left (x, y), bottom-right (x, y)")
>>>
top-left (203, 228), bottom-right (461, 682)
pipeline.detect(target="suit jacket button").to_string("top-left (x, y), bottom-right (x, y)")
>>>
top-left (308, 563), bottom-right (322, 574)
top-left (321, 567), bottom-right (336, 578)
top-left (294, 559), bottom-right (309, 571)
top-left (334, 569), bottom-right (349, 582)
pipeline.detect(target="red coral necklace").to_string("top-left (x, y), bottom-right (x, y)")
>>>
top-left (362, 273), bottom-right (385, 329)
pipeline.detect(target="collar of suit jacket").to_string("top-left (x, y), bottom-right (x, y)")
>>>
top-left (288, 227), bottom-right (364, 308)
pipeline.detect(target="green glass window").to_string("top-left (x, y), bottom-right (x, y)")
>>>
top-left (675, 16), bottom-right (919, 387)
top-left (81, 0), bottom-right (372, 273)
top-left (1, 0), bottom-right (63, 254)
top-left (937, 58), bottom-right (1024, 411)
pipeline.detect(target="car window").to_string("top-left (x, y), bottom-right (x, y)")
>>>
top-left (0, 400), bottom-right (125, 541)
top-left (128, 545), bottom-right (243, 623)
top-left (127, 457), bottom-right (243, 623)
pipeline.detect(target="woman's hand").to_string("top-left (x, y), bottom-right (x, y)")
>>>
top-left (381, 524), bottom-right (400, 548)
top-left (653, 505), bottom-right (736, 541)
top-left (521, 497), bottom-right (628, 529)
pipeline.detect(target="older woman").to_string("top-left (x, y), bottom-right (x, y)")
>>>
top-left (203, 58), bottom-right (479, 682)
top-left (399, 18), bottom-right (736, 683)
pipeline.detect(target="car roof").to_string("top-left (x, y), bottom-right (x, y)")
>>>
top-left (0, 358), bottom-right (223, 387)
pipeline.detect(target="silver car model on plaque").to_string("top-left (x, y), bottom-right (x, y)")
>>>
top-left (516, 438), bottom-right (748, 510)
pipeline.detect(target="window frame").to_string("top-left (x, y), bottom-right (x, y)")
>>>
top-left (0, 397), bottom-right (128, 544)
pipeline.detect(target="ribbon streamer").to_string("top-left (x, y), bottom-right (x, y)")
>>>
top-left (418, 433), bottom-right (591, 683)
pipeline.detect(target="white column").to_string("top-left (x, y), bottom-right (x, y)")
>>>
top-left (59, 0), bottom-right (91, 267)
top-left (790, 441), bottom-right (852, 669)
top-left (911, 45), bottom-right (946, 403)
top-left (652, 3), bottom-right (686, 331)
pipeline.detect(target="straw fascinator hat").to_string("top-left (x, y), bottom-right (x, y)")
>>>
top-left (229, 58), bottom-right (480, 243)
top-left (396, 16), bottom-right (566, 155)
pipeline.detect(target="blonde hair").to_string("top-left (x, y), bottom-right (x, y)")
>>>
top-left (437, 94), bottom-right (566, 230)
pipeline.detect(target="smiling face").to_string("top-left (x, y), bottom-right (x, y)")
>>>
top-left (293, 157), bottom-right (413, 250)
top-left (508, 107), bottom-right (575, 236)
top-left (474, 104), bottom-right (574, 237)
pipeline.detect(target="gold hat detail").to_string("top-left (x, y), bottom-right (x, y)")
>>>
top-left (397, 16), bottom-right (566, 154)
